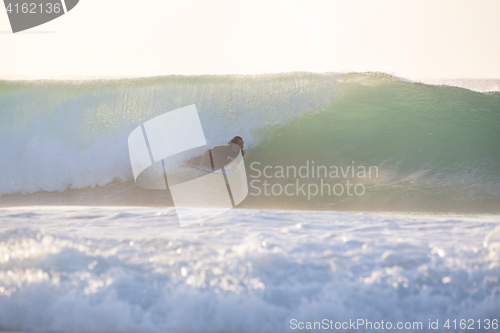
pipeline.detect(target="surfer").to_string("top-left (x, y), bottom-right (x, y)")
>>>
top-left (198, 136), bottom-right (245, 171)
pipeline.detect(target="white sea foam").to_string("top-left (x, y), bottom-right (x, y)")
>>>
top-left (0, 131), bottom-right (133, 195)
top-left (0, 207), bottom-right (498, 333)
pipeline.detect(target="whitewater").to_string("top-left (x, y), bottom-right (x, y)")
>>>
top-left (0, 72), bottom-right (499, 332)
top-left (0, 207), bottom-right (499, 333)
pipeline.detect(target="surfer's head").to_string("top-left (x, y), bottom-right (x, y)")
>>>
top-left (229, 136), bottom-right (244, 156)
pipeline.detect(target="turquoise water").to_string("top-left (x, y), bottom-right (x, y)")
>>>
top-left (0, 72), bottom-right (499, 213)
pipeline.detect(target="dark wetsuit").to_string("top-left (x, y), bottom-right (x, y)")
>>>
top-left (187, 145), bottom-right (241, 170)
top-left (206, 145), bottom-right (240, 170)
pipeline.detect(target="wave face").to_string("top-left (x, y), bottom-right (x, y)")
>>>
top-left (1, 73), bottom-right (499, 212)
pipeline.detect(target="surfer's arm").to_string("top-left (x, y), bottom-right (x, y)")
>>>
top-left (198, 150), bottom-right (211, 170)
top-left (225, 153), bottom-right (243, 173)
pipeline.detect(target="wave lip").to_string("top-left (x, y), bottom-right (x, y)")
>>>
top-left (415, 78), bottom-right (500, 93)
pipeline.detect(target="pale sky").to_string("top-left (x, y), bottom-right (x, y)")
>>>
top-left (0, 0), bottom-right (499, 80)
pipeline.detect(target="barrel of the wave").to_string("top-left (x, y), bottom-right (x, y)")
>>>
top-left (3, 0), bottom-right (79, 33)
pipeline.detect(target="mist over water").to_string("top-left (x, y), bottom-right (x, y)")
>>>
top-left (1, 73), bottom-right (499, 213)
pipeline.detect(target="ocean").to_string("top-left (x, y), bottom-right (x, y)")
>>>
top-left (0, 72), bottom-right (499, 332)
